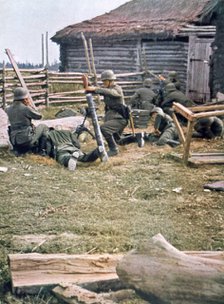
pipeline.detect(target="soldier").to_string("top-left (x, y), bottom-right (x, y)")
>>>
top-left (85, 70), bottom-right (129, 157)
top-left (166, 71), bottom-right (181, 91)
top-left (193, 116), bottom-right (223, 139)
top-left (128, 78), bottom-right (156, 111)
top-left (154, 71), bottom-right (181, 106)
top-left (145, 107), bottom-right (180, 147)
top-left (161, 83), bottom-right (195, 122)
top-left (45, 128), bottom-right (100, 171)
top-left (6, 87), bottom-right (49, 156)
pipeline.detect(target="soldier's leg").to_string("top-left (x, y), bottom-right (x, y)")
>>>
top-left (101, 119), bottom-right (127, 156)
top-left (157, 126), bottom-right (179, 146)
top-left (211, 119), bottom-right (224, 137)
top-left (56, 148), bottom-right (80, 171)
top-left (78, 148), bottom-right (100, 162)
top-left (31, 124), bottom-right (49, 145)
top-left (31, 124), bottom-right (49, 154)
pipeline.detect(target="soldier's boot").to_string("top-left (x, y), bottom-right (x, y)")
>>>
top-left (38, 135), bottom-right (48, 156)
top-left (166, 139), bottom-right (180, 148)
top-left (106, 136), bottom-right (119, 157)
top-left (67, 151), bottom-right (80, 171)
top-left (136, 132), bottom-right (145, 148)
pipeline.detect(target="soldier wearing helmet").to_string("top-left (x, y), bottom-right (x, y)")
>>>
top-left (128, 78), bottom-right (156, 111)
top-left (5, 87), bottom-right (49, 156)
top-left (85, 70), bottom-right (128, 157)
top-left (193, 116), bottom-right (223, 139)
top-left (161, 82), bottom-right (195, 119)
top-left (145, 106), bottom-right (180, 147)
top-left (166, 71), bottom-right (181, 91)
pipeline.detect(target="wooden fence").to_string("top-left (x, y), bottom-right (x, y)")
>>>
top-left (0, 67), bottom-right (147, 109)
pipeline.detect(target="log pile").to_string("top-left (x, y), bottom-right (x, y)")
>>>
top-left (8, 234), bottom-right (224, 303)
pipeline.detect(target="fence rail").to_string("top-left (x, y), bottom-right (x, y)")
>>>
top-left (0, 67), bottom-right (147, 109)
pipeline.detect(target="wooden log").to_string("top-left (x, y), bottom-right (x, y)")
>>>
top-left (8, 253), bottom-right (123, 293)
top-left (183, 120), bottom-right (194, 165)
top-left (193, 109), bottom-right (224, 119)
top-left (5, 48), bottom-right (37, 109)
top-left (172, 112), bottom-right (185, 144)
top-left (189, 104), bottom-right (224, 112)
top-left (116, 234), bottom-right (224, 304)
top-left (172, 102), bottom-right (194, 121)
top-left (53, 283), bottom-right (115, 304)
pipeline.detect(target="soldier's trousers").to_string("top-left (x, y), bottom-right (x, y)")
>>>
top-left (31, 124), bottom-right (49, 146)
top-left (56, 146), bottom-right (99, 168)
top-left (157, 125), bottom-right (178, 146)
top-left (100, 118), bottom-right (128, 149)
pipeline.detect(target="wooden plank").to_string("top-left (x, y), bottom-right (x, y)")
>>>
top-left (172, 102), bottom-right (194, 121)
top-left (188, 155), bottom-right (224, 165)
top-left (193, 109), bottom-right (224, 119)
top-left (183, 120), bottom-right (194, 165)
top-left (5, 48), bottom-right (37, 109)
top-left (53, 284), bottom-right (115, 304)
top-left (171, 153), bottom-right (224, 166)
top-left (172, 112), bottom-right (185, 144)
top-left (8, 253), bottom-right (123, 290)
top-left (189, 104), bottom-right (224, 112)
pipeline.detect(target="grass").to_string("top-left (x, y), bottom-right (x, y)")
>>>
top-left (0, 107), bottom-right (224, 303)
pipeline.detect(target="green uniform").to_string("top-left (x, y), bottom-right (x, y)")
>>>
top-left (162, 90), bottom-right (194, 108)
top-left (6, 101), bottom-right (49, 154)
top-left (193, 117), bottom-right (223, 139)
top-left (46, 129), bottom-right (99, 168)
top-left (95, 84), bottom-right (128, 152)
top-left (148, 111), bottom-right (179, 146)
top-left (128, 87), bottom-right (156, 110)
top-left (155, 112), bottom-right (178, 145)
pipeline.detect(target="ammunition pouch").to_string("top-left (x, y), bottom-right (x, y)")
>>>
top-left (110, 104), bottom-right (130, 120)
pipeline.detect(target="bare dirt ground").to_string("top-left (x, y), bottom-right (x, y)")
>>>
top-left (0, 112), bottom-right (224, 303)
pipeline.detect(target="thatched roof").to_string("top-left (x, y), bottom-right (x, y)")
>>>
top-left (52, 0), bottom-right (220, 43)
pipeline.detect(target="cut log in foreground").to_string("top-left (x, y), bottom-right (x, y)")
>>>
top-left (8, 253), bottom-right (123, 294)
top-left (116, 233), bottom-right (224, 304)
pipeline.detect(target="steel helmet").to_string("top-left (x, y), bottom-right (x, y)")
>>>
top-left (165, 82), bottom-right (176, 93)
top-left (101, 70), bottom-right (116, 81)
top-left (143, 78), bottom-right (152, 87)
top-left (14, 87), bottom-right (28, 101)
top-left (150, 107), bottom-right (164, 116)
top-left (168, 71), bottom-right (177, 78)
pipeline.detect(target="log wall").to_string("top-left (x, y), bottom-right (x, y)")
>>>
top-left (60, 40), bottom-right (139, 74)
top-left (58, 28), bottom-right (217, 102)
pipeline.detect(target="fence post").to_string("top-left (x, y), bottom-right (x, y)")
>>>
top-left (45, 67), bottom-right (49, 107)
top-left (2, 61), bottom-right (6, 109)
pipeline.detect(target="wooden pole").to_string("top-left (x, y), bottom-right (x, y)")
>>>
top-left (2, 61), bottom-right (6, 109)
top-left (183, 119), bottom-right (195, 165)
top-left (81, 32), bottom-right (92, 74)
top-left (88, 38), bottom-right (98, 85)
top-left (41, 34), bottom-right (45, 68)
top-left (88, 38), bottom-right (101, 104)
top-left (5, 48), bottom-right (37, 109)
top-left (172, 112), bottom-right (185, 144)
top-left (45, 31), bottom-right (49, 68)
top-left (45, 67), bottom-right (49, 107)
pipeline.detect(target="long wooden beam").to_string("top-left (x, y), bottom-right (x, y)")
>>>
top-left (5, 48), bottom-right (37, 109)
top-left (172, 103), bottom-right (194, 121)
top-left (193, 109), bottom-right (224, 119)
top-left (189, 104), bottom-right (224, 112)
top-left (172, 112), bottom-right (185, 144)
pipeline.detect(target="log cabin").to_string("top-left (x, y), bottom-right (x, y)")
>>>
top-left (51, 0), bottom-right (224, 103)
